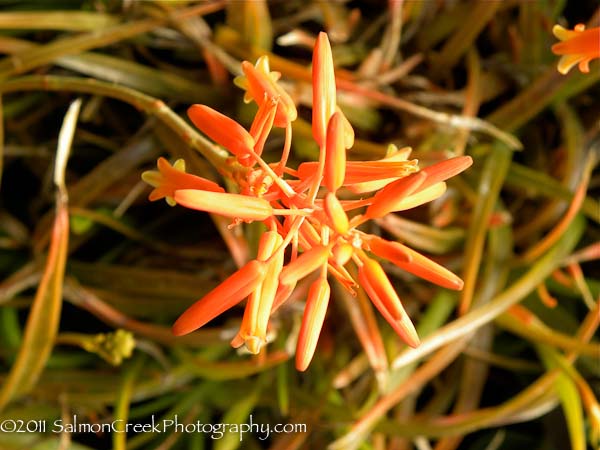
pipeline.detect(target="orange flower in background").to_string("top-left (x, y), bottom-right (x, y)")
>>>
top-left (552, 24), bottom-right (600, 74)
top-left (143, 31), bottom-right (473, 371)
top-left (141, 157), bottom-right (223, 206)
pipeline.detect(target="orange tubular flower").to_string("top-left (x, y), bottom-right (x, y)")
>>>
top-left (296, 275), bottom-right (330, 371)
top-left (552, 24), bottom-right (600, 74)
top-left (358, 256), bottom-right (419, 348)
top-left (296, 154), bottom-right (420, 192)
top-left (365, 172), bottom-right (427, 219)
top-left (324, 111), bottom-right (346, 192)
top-left (187, 104), bottom-right (256, 163)
top-left (368, 237), bottom-right (464, 290)
top-left (174, 189), bottom-right (273, 222)
top-left (312, 32), bottom-right (337, 148)
top-left (172, 259), bottom-right (267, 336)
top-left (279, 245), bottom-right (331, 286)
top-left (236, 231), bottom-right (284, 353)
top-left (237, 56), bottom-right (297, 128)
top-left (324, 192), bottom-right (349, 235)
top-left (142, 157), bottom-right (224, 206)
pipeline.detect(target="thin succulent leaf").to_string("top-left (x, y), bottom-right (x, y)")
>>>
top-left (459, 143), bottom-right (512, 314)
top-left (0, 3), bottom-right (224, 81)
top-left (392, 214), bottom-right (586, 369)
top-left (506, 162), bottom-right (599, 223)
top-left (214, 387), bottom-right (260, 450)
top-left (0, 76), bottom-right (229, 170)
top-left (537, 345), bottom-right (586, 450)
top-left (0, 11), bottom-right (119, 30)
top-left (113, 357), bottom-right (144, 450)
top-left (183, 351), bottom-right (289, 381)
top-left (0, 99), bottom-right (79, 410)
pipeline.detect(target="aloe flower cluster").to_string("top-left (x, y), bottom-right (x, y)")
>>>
top-left (142, 32), bottom-right (472, 371)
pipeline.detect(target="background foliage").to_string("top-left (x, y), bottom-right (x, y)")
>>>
top-left (0, 1), bottom-right (598, 449)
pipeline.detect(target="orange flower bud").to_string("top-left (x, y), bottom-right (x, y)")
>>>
top-left (324, 112), bottom-right (346, 192)
top-left (370, 238), bottom-right (463, 290)
top-left (365, 171), bottom-right (427, 219)
top-left (239, 231), bottom-right (284, 353)
top-left (419, 156), bottom-right (473, 191)
top-left (249, 94), bottom-right (278, 157)
top-left (324, 192), bottom-right (349, 234)
top-left (332, 242), bottom-right (353, 266)
top-left (389, 182), bottom-right (447, 212)
top-left (312, 32), bottom-right (336, 147)
top-left (296, 276), bottom-right (330, 371)
top-left (358, 257), bottom-right (419, 348)
top-left (174, 189), bottom-right (273, 221)
top-left (188, 104), bottom-right (255, 161)
top-left (338, 106), bottom-right (355, 149)
top-left (366, 237), bottom-right (412, 264)
top-left (271, 280), bottom-right (297, 313)
top-left (172, 259), bottom-right (267, 336)
top-left (279, 245), bottom-right (330, 286)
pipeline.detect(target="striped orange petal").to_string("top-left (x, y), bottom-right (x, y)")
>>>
top-left (174, 189), bottom-right (273, 222)
top-left (418, 156), bottom-right (473, 190)
top-left (279, 245), bottom-right (331, 286)
top-left (368, 237), bottom-right (464, 290)
top-left (296, 276), bottom-right (330, 371)
top-left (238, 231), bottom-right (284, 354)
top-left (187, 104), bottom-right (255, 163)
top-left (365, 171), bottom-right (427, 219)
top-left (312, 32), bottom-right (337, 148)
top-left (324, 192), bottom-right (349, 235)
top-left (358, 256), bottom-right (419, 348)
top-left (324, 111), bottom-right (346, 192)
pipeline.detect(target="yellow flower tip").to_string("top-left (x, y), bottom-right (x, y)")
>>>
top-left (141, 169), bottom-right (161, 188)
top-left (312, 31), bottom-right (337, 147)
top-left (338, 107), bottom-right (355, 149)
top-left (420, 155), bottom-right (473, 190)
top-left (244, 336), bottom-right (263, 354)
top-left (187, 104), bottom-right (255, 160)
top-left (365, 171), bottom-right (427, 219)
top-left (174, 189), bottom-right (273, 222)
top-left (172, 260), bottom-right (267, 336)
top-left (551, 24), bottom-right (600, 74)
top-left (240, 58), bottom-right (297, 128)
top-left (296, 276), bottom-right (330, 371)
top-left (279, 245), bottom-right (331, 286)
top-left (324, 192), bottom-right (349, 235)
top-left (324, 112), bottom-right (347, 192)
top-left (358, 257), bottom-right (419, 347)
